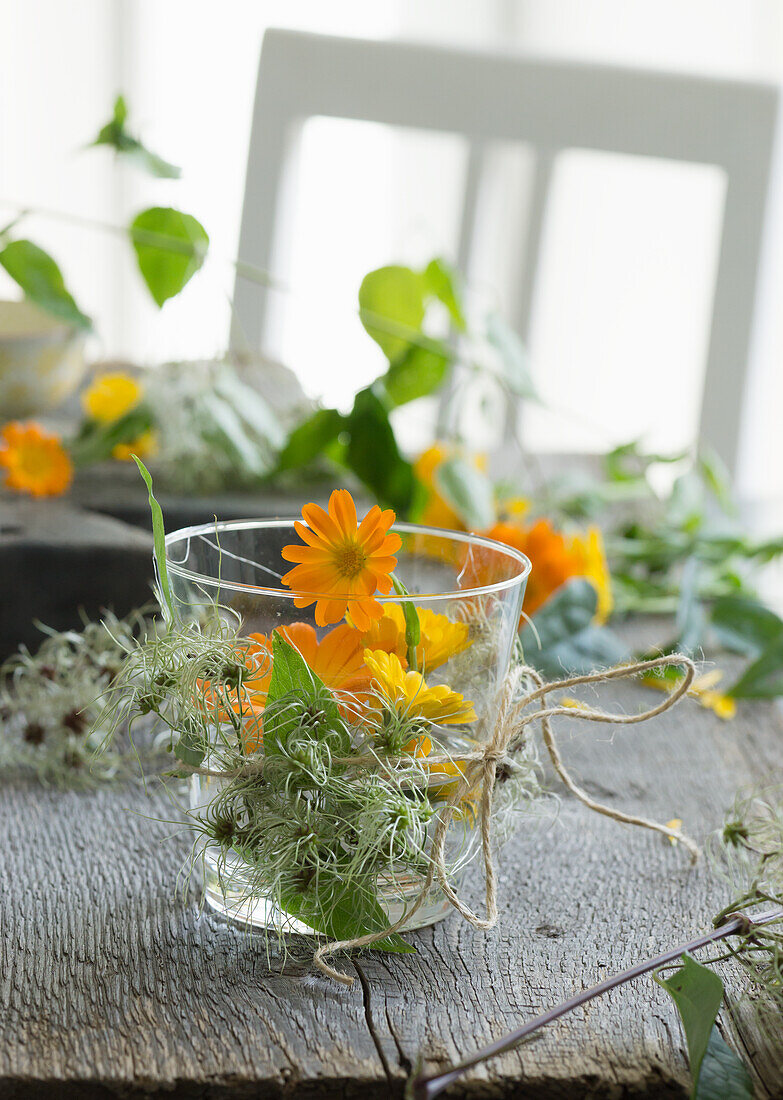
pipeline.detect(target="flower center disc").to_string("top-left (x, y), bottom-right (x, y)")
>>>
top-left (337, 543), bottom-right (366, 579)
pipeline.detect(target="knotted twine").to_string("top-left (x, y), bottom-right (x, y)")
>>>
top-left (312, 652), bottom-right (698, 985)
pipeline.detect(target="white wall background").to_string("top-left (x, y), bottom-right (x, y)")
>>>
top-left (2, 0), bottom-right (782, 501)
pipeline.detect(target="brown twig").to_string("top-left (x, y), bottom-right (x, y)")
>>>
top-left (409, 906), bottom-right (783, 1100)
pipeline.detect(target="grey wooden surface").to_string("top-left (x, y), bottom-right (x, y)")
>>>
top-left (1, 645), bottom-right (781, 1098)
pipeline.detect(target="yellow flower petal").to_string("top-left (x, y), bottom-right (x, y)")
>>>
top-left (363, 649), bottom-right (476, 725)
top-left (82, 371), bottom-right (142, 423)
top-left (665, 818), bottom-right (683, 845)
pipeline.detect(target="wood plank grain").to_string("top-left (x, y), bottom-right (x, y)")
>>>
top-left (0, 676), bottom-right (780, 1098)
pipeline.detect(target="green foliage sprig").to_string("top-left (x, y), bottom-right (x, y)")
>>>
top-left (0, 95), bottom-right (208, 326)
top-left (274, 258), bottom-right (537, 514)
top-left (90, 94), bottom-right (181, 178)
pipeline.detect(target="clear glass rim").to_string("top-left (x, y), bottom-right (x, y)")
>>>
top-left (164, 518), bottom-right (531, 603)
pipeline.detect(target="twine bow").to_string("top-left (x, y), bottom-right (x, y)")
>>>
top-left (313, 653), bottom-right (697, 984)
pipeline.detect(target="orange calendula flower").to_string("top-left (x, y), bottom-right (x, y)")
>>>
top-left (364, 649), bottom-right (476, 726)
top-left (82, 371), bottom-right (142, 423)
top-left (0, 421), bottom-right (72, 497)
top-left (281, 490), bottom-right (401, 632)
top-left (484, 518), bottom-right (612, 621)
top-left (361, 605), bottom-right (471, 672)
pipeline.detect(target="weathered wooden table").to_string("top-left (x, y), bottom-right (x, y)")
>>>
top-left (1, 630), bottom-right (781, 1100)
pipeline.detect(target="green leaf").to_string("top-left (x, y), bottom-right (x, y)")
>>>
top-left (264, 634), bottom-right (344, 754)
top-left (677, 556), bottom-right (706, 654)
top-left (70, 404), bottom-right (154, 467)
top-left (277, 408), bottom-right (346, 472)
top-left (711, 595), bottom-right (783, 658)
top-left (212, 371), bottom-right (286, 451)
top-left (201, 393), bottom-right (274, 479)
top-left (698, 447), bottom-right (735, 516)
top-left (695, 1030), bottom-right (754, 1100)
top-left (422, 257), bottom-right (466, 330)
top-left (130, 206), bottom-right (208, 306)
top-left (133, 456), bottom-right (174, 623)
top-left (434, 456), bottom-right (494, 531)
top-left (280, 875), bottom-right (415, 954)
top-left (654, 954), bottom-right (724, 1095)
top-left (391, 575), bottom-right (421, 671)
top-left (92, 95), bottom-right (181, 178)
top-left (0, 239), bottom-right (92, 330)
top-left (729, 635), bottom-right (783, 698)
top-left (381, 338), bottom-right (452, 407)
top-left (344, 388), bottom-right (417, 514)
top-left (655, 955), bottom-right (753, 1100)
top-left (359, 265), bottom-right (426, 363)
top-left (485, 313), bottom-right (537, 400)
top-left (173, 722), bottom-right (205, 767)
top-left (520, 579), bottom-right (630, 677)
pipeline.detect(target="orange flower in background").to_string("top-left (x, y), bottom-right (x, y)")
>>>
top-left (281, 490), bottom-right (401, 631)
top-left (0, 421), bottom-right (72, 498)
top-left (485, 518), bottom-right (612, 621)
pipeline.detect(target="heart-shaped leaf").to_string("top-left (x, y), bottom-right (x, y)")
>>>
top-left (359, 265), bottom-right (426, 363)
top-left (130, 206), bottom-right (208, 306)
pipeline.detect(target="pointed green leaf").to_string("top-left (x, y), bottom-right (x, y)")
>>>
top-left (654, 954), bottom-right (725, 1095)
top-left (130, 206), bottom-right (208, 306)
top-left (344, 388), bottom-right (417, 514)
top-left (391, 575), bottom-right (421, 671)
top-left (729, 635), bottom-right (783, 698)
top-left (711, 595), bottom-right (783, 658)
top-left (0, 240), bottom-right (92, 330)
top-left (277, 408), bottom-right (346, 472)
top-left (423, 257), bottom-right (466, 330)
top-left (133, 457), bottom-right (174, 623)
top-left (359, 265), bottom-right (426, 363)
top-left (264, 634), bottom-right (344, 754)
